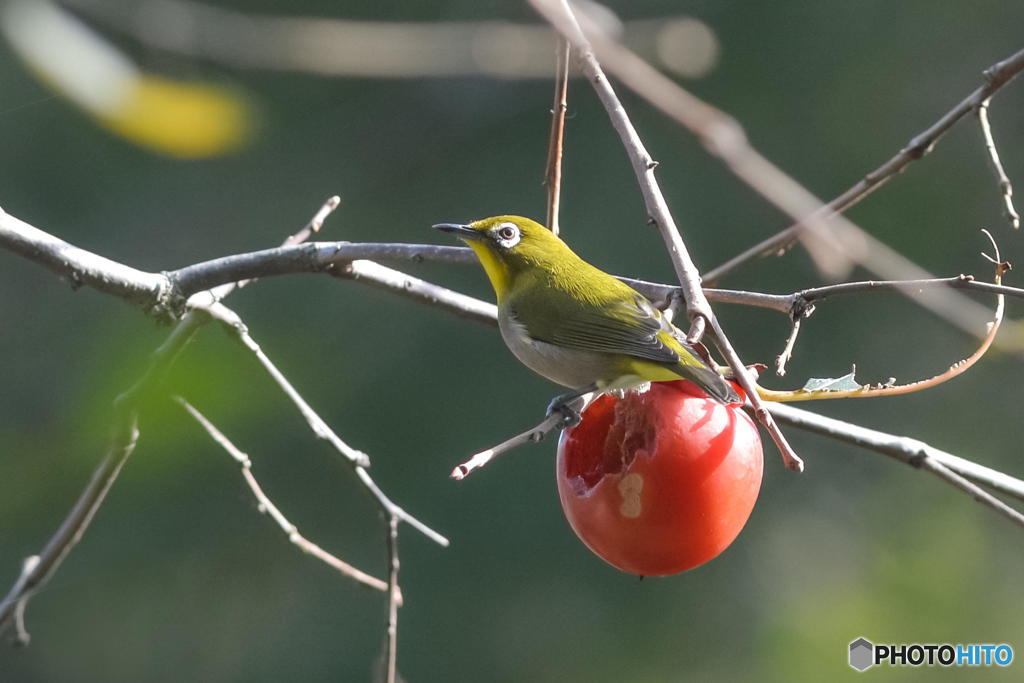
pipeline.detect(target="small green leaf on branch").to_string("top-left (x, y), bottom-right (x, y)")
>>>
top-left (801, 366), bottom-right (863, 392)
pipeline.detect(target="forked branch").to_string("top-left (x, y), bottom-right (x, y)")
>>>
top-left (177, 397), bottom-right (390, 592)
top-left (531, 0), bottom-right (804, 471)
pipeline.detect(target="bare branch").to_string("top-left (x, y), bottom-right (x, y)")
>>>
top-left (0, 205), bottom-right (767, 319)
top-left (709, 316), bottom-right (803, 471)
top-left (0, 198), bottom-right (358, 640)
top-left (290, 195), bottom-right (342, 244)
top-left (532, 0), bottom-right (711, 326)
top-left (530, 0), bottom-right (803, 471)
top-left (530, 3), bottom-right (1010, 343)
top-left (7, 203), bottom-right (1024, 342)
top-left (0, 207), bottom-right (477, 313)
top-left (977, 98), bottom-right (1020, 230)
top-left (171, 243), bottom-right (474, 298)
top-left (767, 402), bottom-right (1024, 527)
top-left (775, 318), bottom-right (802, 377)
top-left (176, 397), bottom-right (389, 592)
top-left (451, 412), bottom-right (569, 480)
top-left (794, 275), bottom-right (1024, 311)
top-left (705, 47), bottom-right (1024, 282)
top-left (6, 556), bottom-right (39, 646)
top-left (0, 205), bottom-right (170, 311)
top-left (333, 266), bottom-right (1024, 358)
top-left (920, 459), bottom-right (1024, 530)
top-left (225, 195), bottom-right (343, 293)
top-left (6, 204), bottom-right (1024, 555)
top-left (0, 315), bottom-right (201, 637)
top-left (333, 259), bottom-right (497, 326)
top-left (762, 241), bottom-right (1007, 402)
top-left (203, 303), bottom-right (369, 468)
top-left (533, 0), bottom-right (856, 278)
top-left (628, 275), bottom-right (1024, 317)
top-left (545, 37), bottom-right (570, 235)
top-left (201, 302), bottom-right (449, 547)
top-left (384, 515), bottom-right (401, 683)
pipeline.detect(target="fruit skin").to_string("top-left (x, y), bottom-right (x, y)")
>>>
top-left (556, 380), bottom-right (763, 576)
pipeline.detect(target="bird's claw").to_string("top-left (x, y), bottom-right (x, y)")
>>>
top-left (546, 399), bottom-right (582, 428)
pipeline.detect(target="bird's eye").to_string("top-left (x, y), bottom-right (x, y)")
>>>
top-left (497, 225), bottom-right (518, 241)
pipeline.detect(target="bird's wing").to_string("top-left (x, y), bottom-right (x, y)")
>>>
top-left (515, 291), bottom-right (682, 365)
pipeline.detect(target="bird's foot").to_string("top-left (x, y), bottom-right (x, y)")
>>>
top-left (546, 396), bottom-right (583, 428)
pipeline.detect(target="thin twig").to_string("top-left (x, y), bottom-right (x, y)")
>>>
top-left (631, 275), bottom-right (1024, 316)
top-left (176, 397), bottom-right (389, 592)
top-left (533, 0), bottom-right (856, 278)
top-left (288, 195), bottom-right (341, 244)
top-left (530, 1), bottom-right (1011, 344)
top-left (762, 283), bottom-right (1004, 400)
top-left (384, 515), bottom-right (401, 683)
top-left (333, 259), bottom-right (497, 326)
top-left (920, 459), bottom-right (1024, 529)
top-left (7, 556), bottom-right (39, 645)
top-left (546, 37), bottom-right (570, 235)
top-left (12, 586), bottom-right (30, 646)
top-left (767, 402), bottom-right (1024, 528)
top-left (200, 302), bottom-right (449, 547)
top-left (0, 198), bottom-right (343, 639)
top-left (775, 318), bottom-right (802, 377)
top-left (794, 275), bottom-right (1024, 311)
top-left (205, 303), bottom-right (369, 467)
top-left (534, 1), bottom-right (711, 328)
top-left (709, 316), bottom-right (803, 470)
top-left (451, 412), bottom-right (569, 480)
top-left (0, 317), bottom-right (200, 637)
top-left (226, 195), bottom-right (343, 293)
top-left (761, 236), bottom-right (1007, 402)
top-left (704, 47), bottom-right (1024, 282)
top-left (977, 98), bottom-right (1020, 230)
top-left (532, 0), bottom-right (804, 471)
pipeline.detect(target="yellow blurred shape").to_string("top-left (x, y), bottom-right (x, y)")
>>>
top-left (100, 76), bottom-right (250, 159)
top-left (2, 0), bottom-right (251, 158)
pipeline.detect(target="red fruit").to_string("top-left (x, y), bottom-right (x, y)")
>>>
top-left (556, 380), bottom-right (762, 575)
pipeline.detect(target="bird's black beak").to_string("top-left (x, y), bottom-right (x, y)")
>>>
top-left (432, 222), bottom-right (479, 239)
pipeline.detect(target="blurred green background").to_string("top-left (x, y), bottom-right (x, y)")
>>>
top-left (3, 1), bottom-right (1023, 681)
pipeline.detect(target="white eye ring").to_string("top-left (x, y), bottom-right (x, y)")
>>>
top-left (494, 222), bottom-right (521, 247)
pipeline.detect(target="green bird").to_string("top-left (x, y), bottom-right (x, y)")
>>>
top-left (433, 215), bottom-right (739, 420)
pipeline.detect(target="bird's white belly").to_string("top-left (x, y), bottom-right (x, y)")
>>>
top-left (498, 311), bottom-right (644, 390)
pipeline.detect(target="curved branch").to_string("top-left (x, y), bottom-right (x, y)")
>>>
top-left (704, 46), bottom-right (1024, 282)
top-left (977, 98), bottom-right (1020, 230)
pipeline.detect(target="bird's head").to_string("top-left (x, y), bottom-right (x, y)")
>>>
top-left (433, 215), bottom-right (573, 299)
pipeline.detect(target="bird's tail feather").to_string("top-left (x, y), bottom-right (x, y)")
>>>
top-left (674, 363), bottom-right (741, 404)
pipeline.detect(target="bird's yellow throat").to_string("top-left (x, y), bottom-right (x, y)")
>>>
top-left (465, 239), bottom-right (512, 301)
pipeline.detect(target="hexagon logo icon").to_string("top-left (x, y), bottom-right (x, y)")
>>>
top-left (849, 637), bottom-right (875, 671)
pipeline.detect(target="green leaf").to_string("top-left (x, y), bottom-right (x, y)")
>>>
top-left (801, 366), bottom-right (863, 392)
